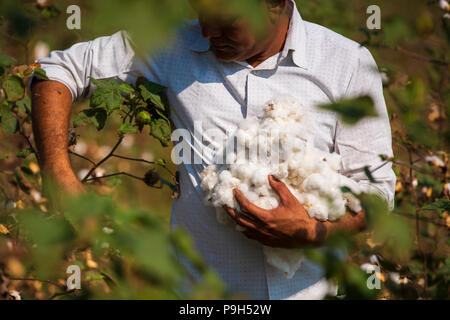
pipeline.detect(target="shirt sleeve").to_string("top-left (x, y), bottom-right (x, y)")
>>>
top-left (35, 31), bottom-right (165, 101)
top-left (335, 46), bottom-right (396, 210)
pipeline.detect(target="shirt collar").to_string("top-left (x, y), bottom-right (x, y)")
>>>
top-left (190, 0), bottom-right (308, 70)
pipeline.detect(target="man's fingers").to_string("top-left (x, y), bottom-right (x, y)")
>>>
top-left (233, 189), bottom-right (270, 222)
top-left (242, 229), bottom-right (286, 247)
top-left (224, 206), bottom-right (259, 230)
top-left (268, 175), bottom-right (294, 206)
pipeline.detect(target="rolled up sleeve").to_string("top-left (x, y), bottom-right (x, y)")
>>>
top-left (335, 46), bottom-right (396, 209)
top-left (35, 31), bottom-right (137, 101)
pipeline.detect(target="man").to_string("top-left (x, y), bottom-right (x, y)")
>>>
top-left (31, 0), bottom-right (395, 299)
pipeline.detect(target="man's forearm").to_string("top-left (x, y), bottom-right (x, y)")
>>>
top-left (312, 210), bottom-right (366, 244)
top-left (31, 80), bottom-right (75, 178)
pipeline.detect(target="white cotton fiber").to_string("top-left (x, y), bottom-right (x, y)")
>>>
top-left (200, 97), bottom-right (362, 278)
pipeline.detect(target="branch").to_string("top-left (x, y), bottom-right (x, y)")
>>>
top-left (49, 288), bottom-right (77, 300)
top-left (18, 120), bottom-right (39, 163)
top-left (9, 277), bottom-right (66, 290)
top-left (69, 150), bottom-right (96, 166)
top-left (395, 46), bottom-right (449, 67)
top-left (81, 136), bottom-right (123, 183)
top-left (111, 154), bottom-right (174, 176)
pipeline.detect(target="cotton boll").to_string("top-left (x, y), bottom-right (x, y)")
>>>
top-left (325, 152), bottom-right (342, 171)
top-left (343, 193), bottom-right (362, 213)
top-left (254, 184), bottom-right (272, 197)
top-left (200, 170), bottom-right (219, 192)
top-left (243, 191), bottom-right (259, 203)
top-left (212, 186), bottom-right (236, 208)
top-left (301, 173), bottom-right (329, 194)
top-left (263, 246), bottom-right (304, 279)
top-left (271, 163), bottom-right (289, 180)
top-left (231, 163), bottom-right (257, 181)
top-left (251, 167), bottom-right (271, 186)
top-left (234, 128), bottom-right (253, 149)
top-left (218, 170), bottom-right (240, 187)
top-left (307, 198), bottom-right (329, 221)
top-left (254, 196), bottom-right (279, 210)
top-left (200, 97), bottom-right (364, 279)
top-left (237, 183), bottom-right (249, 194)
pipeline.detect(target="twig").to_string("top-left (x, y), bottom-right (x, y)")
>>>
top-left (84, 171), bottom-right (142, 182)
top-left (392, 211), bottom-right (447, 227)
top-left (81, 136), bottom-right (123, 183)
top-left (9, 277), bottom-right (66, 290)
top-left (18, 120), bottom-right (39, 163)
top-left (395, 46), bottom-right (449, 67)
top-left (69, 150), bottom-right (96, 166)
top-left (111, 154), bottom-right (174, 176)
top-left (49, 288), bottom-right (77, 300)
top-left (408, 149), bottom-right (428, 297)
top-left (84, 172), bottom-right (163, 189)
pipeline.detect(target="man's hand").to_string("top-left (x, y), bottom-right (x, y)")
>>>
top-left (225, 175), bottom-right (366, 248)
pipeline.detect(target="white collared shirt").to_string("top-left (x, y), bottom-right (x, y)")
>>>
top-left (37, 1), bottom-right (395, 299)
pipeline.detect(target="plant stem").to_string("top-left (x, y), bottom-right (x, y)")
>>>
top-left (69, 150), bottom-right (97, 166)
top-left (81, 136), bottom-right (123, 183)
top-left (408, 149), bottom-right (428, 297)
top-left (111, 154), bottom-right (174, 176)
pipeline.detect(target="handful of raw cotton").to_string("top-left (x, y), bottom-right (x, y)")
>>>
top-left (200, 97), bottom-right (362, 278)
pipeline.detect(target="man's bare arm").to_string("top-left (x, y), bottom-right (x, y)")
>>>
top-left (31, 80), bottom-right (85, 193)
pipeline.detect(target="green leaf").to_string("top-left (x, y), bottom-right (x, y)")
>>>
top-left (150, 118), bottom-right (171, 147)
top-left (94, 108), bottom-right (108, 130)
top-left (0, 154), bottom-right (9, 159)
top-left (73, 111), bottom-right (89, 127)
top-left (319, 96), bottom-right (376, 125)
top-left (3, 75), bottom-right (25, 102)
top-left (81, 108), bottom-right (108, 130)
top-left (90, 78), bottom-right (122, 113)
top-left (0, 102), bottom-right (18, 134)
top-left (33, 68), bottom-right (49, 80)
top-left (119, 83), bottom-right (135, 94)
top-left (137, 77), bottom-right (166, 110)
top-left (0, 53), bottom-right (16, 68)
top-left (119, 123), bottom-right (137, 135)
top-left (16, 96), bottom-right (31, 114)
top-left (421, 199), bottom-right (450, 215)
top-left (40, 6), bottom-right (61, 19)
top-left (136, 77), bottom-right (165, 94)
top-left (17, 148), bottom-right (32, 159)
top-left (364, 166), bottom-right (377, 183)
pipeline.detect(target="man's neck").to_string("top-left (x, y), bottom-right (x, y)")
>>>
top-left (246, 5), bottom-right (292, 68)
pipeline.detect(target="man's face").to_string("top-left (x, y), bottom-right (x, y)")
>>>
top-left (191, 0), bottom-right (280, 62)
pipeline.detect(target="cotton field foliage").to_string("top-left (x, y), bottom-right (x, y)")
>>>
top-left (200, 98), bottom-right (363, 278)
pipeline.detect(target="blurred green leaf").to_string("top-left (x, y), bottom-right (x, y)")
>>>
top-left (3, 75), bottom-right (25, 102)
top-left (33, 68), bottom-right (49, 81)
top-left (0, 53), bottom-right (16, 68)
top-left (90, 78), bottom-right (122, 113)
top-left (16, 148), bottom-right (32, 159)
top-left (422, 199), bottom-right (450, 215)
top-left (0, 102), bottom-right (18, 134)
top-left (120, 123), bottom-right (137, 135)
top-left (150, 118), bottom-right (171, 147)
top-left (319, 96), bottom-right (376, 125)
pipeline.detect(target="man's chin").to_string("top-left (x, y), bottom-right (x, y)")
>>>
top-left (212, 49), bottom-right (242, 62)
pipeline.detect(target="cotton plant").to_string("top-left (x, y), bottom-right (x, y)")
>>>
top-left (200, 97), bottom-right (362, 278)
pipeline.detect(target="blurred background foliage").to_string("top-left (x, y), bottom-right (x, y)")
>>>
top-left (0, 0), bottom-right (449, 299)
